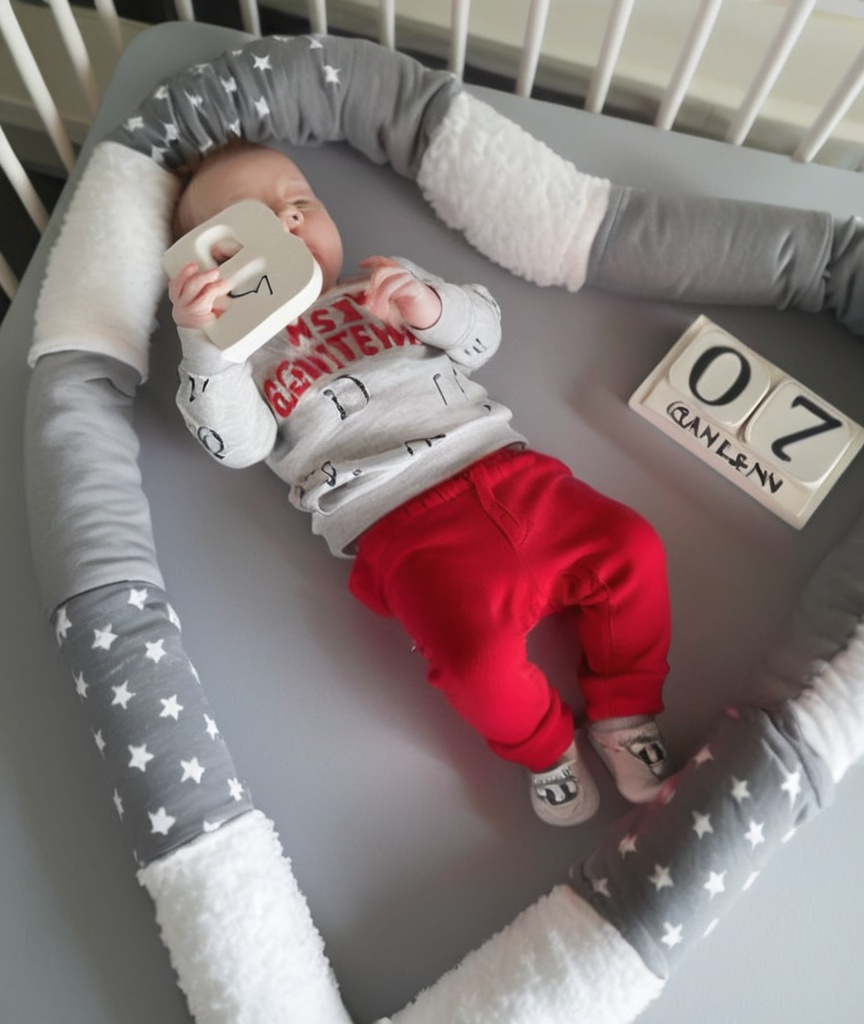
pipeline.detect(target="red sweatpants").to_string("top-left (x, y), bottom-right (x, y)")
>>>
top-left (349, 448), bottom-right (670, 772)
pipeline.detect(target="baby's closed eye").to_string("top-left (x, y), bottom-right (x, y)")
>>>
top-left (211, 239), bottom-right (242, 264)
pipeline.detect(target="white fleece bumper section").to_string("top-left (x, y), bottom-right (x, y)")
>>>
top-left (377, 885), bottom-right (663, 1024)
top-left (417, 92), bottom-right (611, 291)
top-left (136, 810), bottom-right (352, 1024)
top-left (792, 618), bottom-right (864, 782)
top-left (31, 141), bottom-right (180, 381)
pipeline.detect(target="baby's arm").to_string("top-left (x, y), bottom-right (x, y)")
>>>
top-left (169, 264), bottom-right (278, 468)
top-left (361, 255), bottom-right (501, 370)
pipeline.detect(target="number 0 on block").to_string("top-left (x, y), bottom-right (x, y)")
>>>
top-left (629, 316), bottom-right (864, 527)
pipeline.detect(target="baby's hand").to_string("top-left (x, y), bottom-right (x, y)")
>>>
top-left (168, 261), bottom-right (234, 330)
top-left (360, 256), bottom-right (442, 330)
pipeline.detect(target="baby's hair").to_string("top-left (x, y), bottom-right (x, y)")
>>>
top-left (171, 138), bottom-right (273, 240)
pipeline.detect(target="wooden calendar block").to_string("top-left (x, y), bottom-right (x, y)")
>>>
top-left (629, 315), bottom-right (864, 527)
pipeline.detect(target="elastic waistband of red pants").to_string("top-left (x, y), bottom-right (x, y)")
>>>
top-left (359, 445), bottom-right (561, 545)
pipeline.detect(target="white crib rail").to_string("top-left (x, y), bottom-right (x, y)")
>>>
top-left (2, 0), bottom-right (864, 307)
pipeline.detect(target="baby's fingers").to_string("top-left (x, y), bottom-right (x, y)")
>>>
top-left (366, 268), bottom-right (413, 317)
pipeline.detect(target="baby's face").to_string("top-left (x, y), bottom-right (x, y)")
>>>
top-left (176, 145), bottom-right (344, 291)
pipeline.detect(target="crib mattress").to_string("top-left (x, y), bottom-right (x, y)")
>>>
top-left (1, 21), bottom-right (863, 1024)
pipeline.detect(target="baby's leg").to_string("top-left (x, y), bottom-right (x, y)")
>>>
top-left (349, 454), bottom-right (577, 774)
top-left (552, 485), bottom-right (671, 724)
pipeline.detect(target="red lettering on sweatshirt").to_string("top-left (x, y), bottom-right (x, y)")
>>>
top-left (263, 289), bottom-right (420, 419)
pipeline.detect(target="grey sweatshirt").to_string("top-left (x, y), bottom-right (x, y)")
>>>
top-left (175, 258), bottom-right (525, 555)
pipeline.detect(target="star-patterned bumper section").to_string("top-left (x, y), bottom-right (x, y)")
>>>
top-left (106, 33), bottom-right (457, 180)
top-left (52, 580), bottom-right (254, 865)
top-left (571, 702), bottom-right (834, 979)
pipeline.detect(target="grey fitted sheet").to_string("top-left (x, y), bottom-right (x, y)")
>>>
top-left (2, 21), bottom-right (863, 1024)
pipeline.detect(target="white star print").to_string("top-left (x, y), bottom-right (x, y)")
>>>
top-left (167, 604), bottom-right (181, 630)
top-left (124, 115), bottom-right (144, 131)
top-left (253, 54), bottom-right (272, 71)
top-left (55, 606), bottom-right (72, 644)
top-left (162, 123), bottom-right (180, 142)
top-left (591, 876), bottom-right (611, 897)
top-left (650, 864), bottom-right (674, 891)
top-left (228, 778), bottom-right (245, 801)
top-left (154, 85), bottom-right (169, 100)
top-left (661, 922), bottom-right (683, 949)
top-left (160, 695), bottom-right (184, 720)
top-left (145, 639), bottom-right (166, 664)
top-left (202, 819), bottom-right (224, 832)
top-left (743, 871), bottom-right (760, 891)
top-left (150, 145), bottom-right (168, 164)
top-left (92, 625), bottom-right (117, 650)
top-left (254, 96), bottom-right (271, 117)
top-left (128, 588), bottom-right (148, 610)
top-left (692, 811), bottom-right (713, 839)
top-left (112, 789), bottom-right (124, 819)
top-left (227, 120), bottom-right (241, 136)
top-left (74, 672), bottom-right (88, 699)
top-left (745, 820), bottom-right (766, 849)
top-left (129, 744), bottom-right (154, 772)
top-left (111, 681), bottom-right (136, 709)
top-left (185, 91), bottom-right (204, 108)
top-left (181, 757), bottom-right (205, 784)
top-left (730, 777), bottom-right (751, 803)
top-left (693, 745), bottom-right (713, 767)
top-left (307, 36), bottom-right (323, 49)
top-left (619, 834), bottom-right (638, 857)
top-left (704, 871), bottom-right (726, 899)
top-left (204, 714), bottom-right (220, 739)
top-left (93, 730), bottom-right (106, 756)
top-left (149, 807), bottom-right (176, 836)
top-left (323, 64), bottom-right (341, 85)
top-left (220, 75), bottom-right (238, 93)
top-left (780, 767), bottom-right (802, 805)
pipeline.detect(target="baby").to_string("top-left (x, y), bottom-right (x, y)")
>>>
top-left (167, 140), bottom-right (674, 826)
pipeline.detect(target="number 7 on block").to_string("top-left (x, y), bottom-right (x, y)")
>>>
top-left (629, 316), bottom-right (864, 527)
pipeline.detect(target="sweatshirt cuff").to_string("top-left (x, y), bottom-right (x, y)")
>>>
top-left (411, 283), bottom-right (474, 348)
top-left (177, 327), bottom-right (236, 376)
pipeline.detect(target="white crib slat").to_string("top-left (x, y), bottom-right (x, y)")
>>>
top-left (449, 0), bottom-right (471, 77)
top-left (0, 0), bottom-right (75, 173)
top-left (0, 250), bottom-right (18, 302)
top-left (239, 0), bottom-right (261, 37)
top-left (585, 0), bottom-right (636, 113)
top-left (307, 0), bottom-right (327, 35)
top-left (0, 124), bottom-right (49, 232)
top-left (655, 0), bottom-right (723, 131)
top-left (46, 0), bottom-right (100, 116)
top-left (378, 0), bottom-right (396, 49)
top-left (174, 0), bottom-right (195, 22)
top-left (794, 45), bottom-right (864, 163)
top-left (93, 0), bottom-right (123, 54)
top-left (515, 0), bottom-right (550, 98)
top-left (726, 0), bottom-right (815, 146)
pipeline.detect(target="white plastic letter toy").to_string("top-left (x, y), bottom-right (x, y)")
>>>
top-left (162, 199), bottom-right (322, 362)
top-left (629, 315), bottom-right (864, 527)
